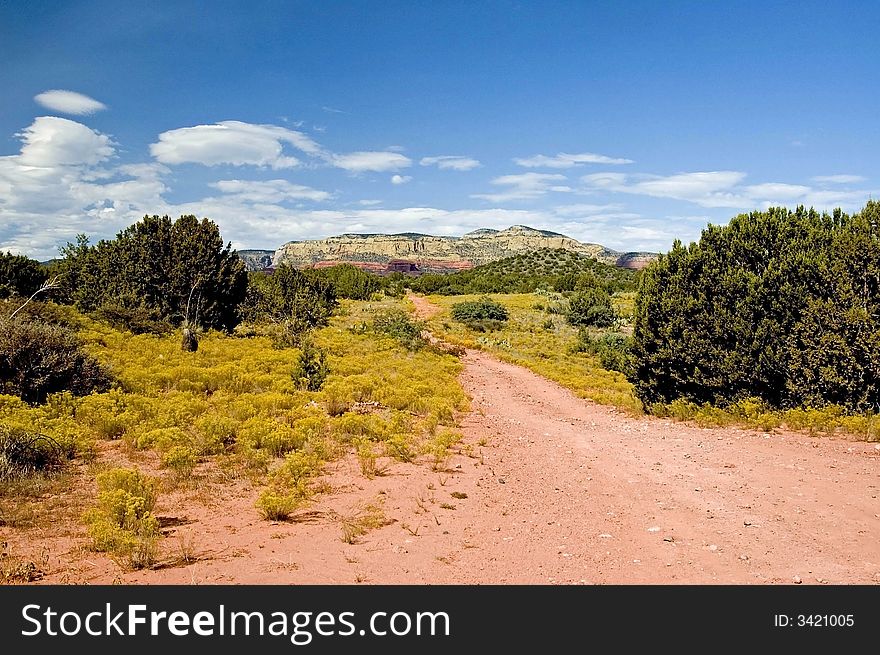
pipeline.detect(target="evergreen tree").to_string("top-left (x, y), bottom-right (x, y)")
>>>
top-left (58, 215), bottom-right (247, 331)
top-left (0, 252), bottom-right (49, 299)
top-left (631, 203), bottom-right (880, 412)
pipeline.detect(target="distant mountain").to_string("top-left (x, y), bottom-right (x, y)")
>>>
top-left (269, 225), bottom-right (657, 272)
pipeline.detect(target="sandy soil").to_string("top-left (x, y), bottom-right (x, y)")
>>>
top-left (4, 295), bottom-right (878, 584)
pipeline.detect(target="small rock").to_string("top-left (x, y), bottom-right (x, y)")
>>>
top-left (739, 554), bottom-right (749, 561)
top-left (498, 478), bottom-right (506, 484)
top-left (694, 487), bottom-right (702, 492)
top-left (492, 527), bottom-right (501, 532)
top-left (708, 544), bottom-right (718, 552)
top-left (599, 533), bottom-right (613, 539)
top-left (744, 520), bottom-right (753, 526)
top-left (792, 575), bottom-right (802, 584)
top-left (663, 536), bottom-right (675, 543)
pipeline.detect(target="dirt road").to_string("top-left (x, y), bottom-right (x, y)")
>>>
top-left (403, 293), bottom-right (880, 583)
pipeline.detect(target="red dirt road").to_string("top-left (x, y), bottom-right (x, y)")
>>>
top-left (9, 296), bottom-right (879, 584)
top-left (406, 293), bottom-right (880, 583)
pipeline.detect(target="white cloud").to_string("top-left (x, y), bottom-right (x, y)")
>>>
top-left (420, 155), bottom-right (482, 171)
top-left (332, 151), bottom-right (412, 172)
top-left (581, 170), bottom-right (875, 211)
top-left (3, 113), bottom-right (877, 261)
top-left (628, 172), bottom-right (746, 202)
top-left (515, 152), bottom-right (634, 168)
top-left (210, 179), bottom-right (331, 202)
top-left (742, 183), bottom-right (812, 199)
top-left (581, 171), bottom-right (751, 208)
top-left (812, 174), bottom-right (866, 184)
top-left (0, 119), bottom-right (166, 257)
top-left (16, 116), bottom-right (115, 167)
top-left (472, 172), bottom-right (572, 202)
top-left (34, 90), bottom-right (107, 115)
top-left (150, 121), bottom-right (324, 168)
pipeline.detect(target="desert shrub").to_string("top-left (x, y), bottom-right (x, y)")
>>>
top-left (566, 288), bottom-right (617, 328)
top-left (84, 468), bottom-right (160, 569)
top-left (573, 332), bottom-right (633, 375)
top-left (0, 298), bottom-right (79, 328)
top-left (331, 412), bottom-right (387, 442)
top-left (0, 317), bottom-right (112, 404)
top-left (372, 309), bottom-right (426, 350)
top-left (0, 427), bottom-right (69, 480)
top-left (425, 428), bottom-right (461, 471)
top-left (339, 501), bottom-right (387, 544)
top-left (237, 416), bottom-right (304, 457)
top-left (76, 390), bottom-right (131, 440)
top-left (355, 437), bottom-right (384, 478)
top-left (273, 450), bottom-right (322, 485)
top-left (161, 445), bottom-right (198, 480)
top-left (92, 304), bottom-right (172, 335)
top-left (256, 451), bottom-right (323, 520)
top-left (255, 490), bottom-right (301, 521)
top-left (193, 413), bottom-right (237, 454)
top-left (409, 249), bottom-right (638, 295)
top-left (242, 266), bottom-right (337, 347)
top-left (304, 264), bottom-right (381, 300)
top-left (451, 297), bottom-right (509, 323)
top-left (383, 433), bottom-right (416, 462)
top-left (292, 339), bottom-right (330, 391)
top-left (131, 426), bottom-right (188, 451)
top-left (632, 202), bottom-right (880, 411)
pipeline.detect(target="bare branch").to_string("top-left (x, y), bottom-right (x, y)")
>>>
top-left (8, 274), bottom-right (62, 320)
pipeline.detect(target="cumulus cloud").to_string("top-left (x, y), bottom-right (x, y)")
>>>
top-left (332, 151), bottom-right (412, 173)
top-left (34, 90), bottom-right (107, 115)
top-left (4, 112), bottom-right (876, 261)
top-left (420, 155), bottom-right (482, 171)
top-left (150, 120), bottom-right (416, 175)
top-left (472, 172), bottom-right (572, 202)
top-left (150, 121), bottom-right (324, 168)
top-left (16, 116), bottom-right (115, 167)
top-left (210, 179), bottom-right (331, 202)
top-left (812, 174), bottom-right (866, 184)
top-left (515, 152), bottom-right (633, 168)
top-left (0, 118), bottom-right (167, 256)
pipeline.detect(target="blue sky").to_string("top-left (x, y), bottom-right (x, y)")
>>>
top-left (2, 0), bottom-right (879, 259)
